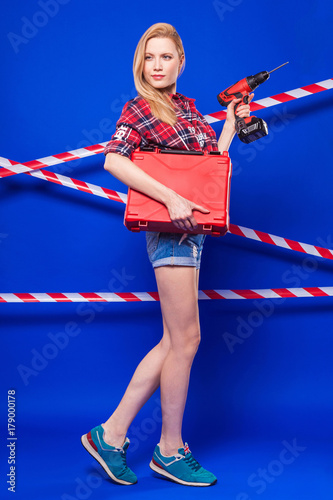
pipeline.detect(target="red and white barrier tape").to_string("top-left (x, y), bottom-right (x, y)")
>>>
top-left (16, 165), bottom-right (333, 262)
top-left (25, 168), bottom-right (128, 204)
top-left (0, 143), bottom-right (107, 178)
top-left (205, 78), bottom-right (333, 123)
top-left (228, 224), bottom-right (333, 261)
top-left (1, 287), bottom-right (333, 303)
top-left (1, 78), bottom-right (332, 178)
top-left (1, 78), bottom-right (332, 304)
top-left (0, 154), bottom-right (128, 203)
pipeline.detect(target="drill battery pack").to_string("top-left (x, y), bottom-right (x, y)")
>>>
top-left (124, 147), bottom-right (232, 237)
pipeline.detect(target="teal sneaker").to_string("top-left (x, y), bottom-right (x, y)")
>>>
top-left (81, 424), bottom-right (137, 485)
top-left (149, 442), bottom-right (217, 486)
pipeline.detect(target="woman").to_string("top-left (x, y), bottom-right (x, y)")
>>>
top-left (81, 22), bottom-right (253, 487)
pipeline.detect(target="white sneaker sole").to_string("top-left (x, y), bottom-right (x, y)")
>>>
top-left (149, 459), bottom-right (217, 487)
top-left (81, 433), bottom-right (136, 486)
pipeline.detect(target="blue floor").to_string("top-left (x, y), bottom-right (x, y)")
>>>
top-left (2, 421), bottom-right (332, 500)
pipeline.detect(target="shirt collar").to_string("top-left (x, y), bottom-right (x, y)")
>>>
top-left (168, 92), bottom-right (196, 103)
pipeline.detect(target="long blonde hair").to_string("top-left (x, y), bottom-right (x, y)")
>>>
top-left (133, 23), bottom-right (185, 126)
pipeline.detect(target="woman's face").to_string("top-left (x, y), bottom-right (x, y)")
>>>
top-left (143, 37), bottom-right (184, 94)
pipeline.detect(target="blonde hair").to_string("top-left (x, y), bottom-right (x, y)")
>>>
top-left (133, 23), bottom-right (185, 126)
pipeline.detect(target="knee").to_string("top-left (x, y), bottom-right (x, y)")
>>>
top-left (188, 330), bottom-right (201, 354)
top-left (175, 327), bottom-right (201, 358)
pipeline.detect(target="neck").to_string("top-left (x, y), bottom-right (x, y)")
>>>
top-left (163, 82), bottom-right (177, 94)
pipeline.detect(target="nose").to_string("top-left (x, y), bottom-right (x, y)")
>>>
top-left (154, 57), bottom-right (163, 71)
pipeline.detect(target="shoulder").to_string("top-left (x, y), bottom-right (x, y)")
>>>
top-left (120, 95), bottom-right (151, 118)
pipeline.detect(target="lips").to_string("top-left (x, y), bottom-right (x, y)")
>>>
top-left (152, 75), bottom-right (165, 79)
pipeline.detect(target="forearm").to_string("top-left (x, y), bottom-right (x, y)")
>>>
top-left (104, 152), bottom-right (174, 206)
top-left (217, 121), bottom-right (236, 153)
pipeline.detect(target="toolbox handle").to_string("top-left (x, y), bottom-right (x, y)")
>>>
top-left (160, 149), bottom-right (204, 155)
top-left (138, 146), bottom-right (221, 156)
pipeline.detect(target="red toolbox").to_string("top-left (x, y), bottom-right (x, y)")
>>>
top-left (124, 147), bottom-right (232, 236)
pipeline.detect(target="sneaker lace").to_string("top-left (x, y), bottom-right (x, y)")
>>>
top-left (184, 453), bottom-right (201, 472)
top-left (120, 450), bottom-right (128, 468)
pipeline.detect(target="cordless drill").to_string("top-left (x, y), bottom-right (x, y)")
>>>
top-left (217, 62), bottom-right (289, 144)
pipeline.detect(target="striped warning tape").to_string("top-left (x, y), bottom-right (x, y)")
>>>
top-left (1, 287), bottom-right (333, 303)
top-left (1, 79), bottom-right (332, 304)
top-left (1, 77), bottom-right (332, 178)
top-left (25, 168), bottom-right (128, 204)
top-left (0, 143), bottom-right (107, 178)
top-left (228, 224), bottom-right (333, 261)
top-left (205, 78), bottom-right (333, 123)
top-left (15, 164), bottom-right (333, 262)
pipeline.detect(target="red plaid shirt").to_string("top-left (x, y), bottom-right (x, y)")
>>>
top-left (103, 92), bottom-right (219, 158)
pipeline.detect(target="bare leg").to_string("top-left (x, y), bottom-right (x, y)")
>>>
top-left (155, 266), bottom-right (201, 456)
top-left (102, 267), bottom-right (200, 450)
top-left (102, 318), bottom-right (171, 447)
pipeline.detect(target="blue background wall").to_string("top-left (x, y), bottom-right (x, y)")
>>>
top-left (1, 1), bottom-right (333, 499)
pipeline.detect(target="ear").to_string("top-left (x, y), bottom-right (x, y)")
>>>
top-left (178, 54), bottom-right (185, 73)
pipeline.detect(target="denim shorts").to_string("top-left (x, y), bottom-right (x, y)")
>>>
top-left (145, 231), bottom-right (206, 269)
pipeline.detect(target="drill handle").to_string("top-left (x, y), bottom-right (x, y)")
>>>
top-left (234, 94), bottom-right (249, 123)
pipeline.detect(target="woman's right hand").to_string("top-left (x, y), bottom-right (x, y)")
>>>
top-left (165, 190), bottom-right (210, 232)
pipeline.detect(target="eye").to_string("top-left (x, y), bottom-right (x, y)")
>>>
top-left (163, 55), bottom-right (172, 60)
top-left (145, 55), bottom-right (152, 60)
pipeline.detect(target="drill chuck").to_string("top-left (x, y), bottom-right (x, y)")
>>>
top-left (247, 71), bottom-right (270, 91)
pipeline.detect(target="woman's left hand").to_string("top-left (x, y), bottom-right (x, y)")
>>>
top-left (225, 92), bottom-right (255, 131)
